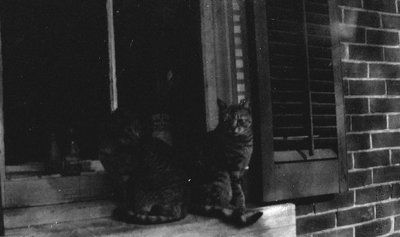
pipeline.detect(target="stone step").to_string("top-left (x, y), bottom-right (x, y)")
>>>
top-left (4, 200), bottom-right (116, 229)
top-left (6, 203), bottom-right (296, 237)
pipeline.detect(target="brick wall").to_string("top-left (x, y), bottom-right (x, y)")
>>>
top-left (297, 0), bottom-right (400, 236)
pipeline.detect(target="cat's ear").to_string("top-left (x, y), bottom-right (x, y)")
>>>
top-left (217, 99), bottom-right (228, 112)
top-left (240, 99), bottom-right (250, 109)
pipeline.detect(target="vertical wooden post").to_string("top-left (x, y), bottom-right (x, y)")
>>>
top-left (246, 0), bottom-right (275, 202)
top-left (0, 20), bottom-right (6, 236)
top-left (214, 0), bottom-right (237, 104)
top-left (329, 0), bottom-right (348, 193)
top-left (107, 0), bottom-right (118, 112)
top-left (200, 0), bottom-right (237, 131)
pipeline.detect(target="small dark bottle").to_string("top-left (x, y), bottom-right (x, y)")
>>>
top-left (61, 128), bottom-right (82, 176)
top-left (47, 133), bottom-right (62, 174)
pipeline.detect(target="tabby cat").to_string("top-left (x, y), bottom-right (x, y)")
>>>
top-left (190, 99), bottom-right (263, 226)
top-left (99, 108), bottom-right (188, 224)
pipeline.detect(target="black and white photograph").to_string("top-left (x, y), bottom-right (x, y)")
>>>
top-left (0, 0), bottom-right (398, 236)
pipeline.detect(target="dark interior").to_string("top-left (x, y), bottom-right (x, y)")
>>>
top-left (1, 0), bottom-right (205, 165)
top-left (113, 0), bottom-right (205, 144)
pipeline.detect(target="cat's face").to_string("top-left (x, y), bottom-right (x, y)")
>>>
top-left (218, 99), bottom-right (252, 136)
top-left (121, 119), bottom-right (142, 144)
top-left (109, 108), bottom-right (143, 145)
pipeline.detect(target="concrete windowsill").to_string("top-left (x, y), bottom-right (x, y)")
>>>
top-left (6, 203), bottom-right (295, 237)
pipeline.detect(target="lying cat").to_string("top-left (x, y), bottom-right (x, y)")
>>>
top-left (99, 108), bottom-right (188, 224)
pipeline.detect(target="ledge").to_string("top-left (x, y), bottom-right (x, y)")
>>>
top-left (6, 203), bottom-right (296, 237)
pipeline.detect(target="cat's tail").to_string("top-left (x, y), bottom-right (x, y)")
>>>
top-left (191, 205), bottom-right (263, 227)
top-left (113, 207), bottom-right (187, 224)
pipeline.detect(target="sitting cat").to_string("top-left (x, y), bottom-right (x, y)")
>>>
top-left (190, 99), bottom-right (263, 226)
top-left (99, 108), bottom-right (188, 224)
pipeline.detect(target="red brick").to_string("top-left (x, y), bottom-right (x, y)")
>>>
top-left (351, 115), bottom-right (387, 131)
top-left (345, 115), bottom-right (351, 132)
top-left (344, 79), bottom-right (350, 95)
top-left (367, 29), bottom-right (400, 46)
top-left (384, 48), bottom-right (400, 62)
top-left (392, 149), bottom-right (400, 164)
top-left (344, 10), bottom-right (380, 28)
top-left (340, 26), bottom-right (365, 43)
top-left (356, 185), bottom-right (391, 204)
top-left (348, 153), bottom-right (354, 169)
top-left (314, 191), bottom-right (354, 213)
top-left (372, 132), bottom-right (400, 148)
top-left (312, 228), bottom-right (353, 237)
top-left (337, 0), bottom-right (361, 7)
top-left (395, 215), bottom-right (400, 230)
top-left (349, 45), bottom-right (383, 61)
top-left (345, 98), bottom-right (369, 114)
top-left (389, 114), bottom-right (400, 129)
top-left (398, 0), bottom-right (400, 12)
top-left (376, 199), bottom-right (400, 217)
top-left (355, 219), bottom-right (391, 237)
top-left (346, 133), bottom-right (370, 151)
top-left (387, 81), bottom-right (400, 95)
top-left (373, 166), bottom-right (400, 183)
top-left (296, 203), bottom-right (314, 216)
top-left (342, 62), bottom-right (368, 78)
top-left (297, 213), bottom-right (336, 235)
top-left (364, 0), bottom-right (397, 13)
top-left (371, 98), bottom-right (400, 113)
top-left (393, 183), bottom-right (400, 198)
top-left (370, 64), bottom-right (400, 78)
top-left (348, 80), bottom-right (385, 96)
top-left (337, 206), bottom-right (374, 226)
top-left (348, 170), bottom-right (372, 188)
top-left (353, 150), bottom-right (390, 168)
top-left (387, 233), bottom-right (400, 237)
top-left (382, 14), bottom-right (400, 30)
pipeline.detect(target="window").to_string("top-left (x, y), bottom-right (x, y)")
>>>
top-left (0, 0), bottom-right (112, 209)
top-left (2, 0), bottom-right (110, 167)
top-left (0, 0), bottom-right (204, 214)
top-left (245, 0), bottom-right (346, 201)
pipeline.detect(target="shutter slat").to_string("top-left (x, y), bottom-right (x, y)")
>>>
top-left (306, 2), bottom-right (330, 15)
top-left (274, 139), bottom-right (308, 151)
top-left (266, 0), bottom-right (337, 156)
top-left (273, 127), bottom-right (306, 137)
top-left (273, 115), bottom-right (305, 127)
top-left (312, 92), bottom-right (336, 103)
top-left (273, 91), bottom-right (306, 102)
top-left (313, 115), bottom-right (337, 126)
top-left (272, 79), bottom-right (307, 91)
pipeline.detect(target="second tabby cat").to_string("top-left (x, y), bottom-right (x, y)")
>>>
top-left (99, 108), bottom-right (188, 224)
top-left (190, 99), bottom-right (263, 226)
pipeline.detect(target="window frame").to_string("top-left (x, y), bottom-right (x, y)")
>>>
top-left (0, 0), bottom-right (235, 230)
top-left (0, 18), bottom-right (6, 235)
top-left (0, 0), bottom-right (116, 215)
top-left (246, 0), bottom-right (347, 202)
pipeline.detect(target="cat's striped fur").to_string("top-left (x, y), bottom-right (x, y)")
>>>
top-left (190, 99), bottom-right (263, 226)
top-left (99, 108), bottom-right (188, 224)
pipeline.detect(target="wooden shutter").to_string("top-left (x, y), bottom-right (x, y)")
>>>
top-left (246, 0), bottom-right (346, 201)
